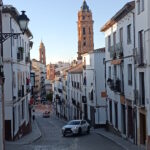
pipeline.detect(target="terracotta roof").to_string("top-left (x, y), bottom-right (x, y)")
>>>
top-left (101, 1), bottom-right (135, 32)
top-left (69, 63), bottom-right (83, 74)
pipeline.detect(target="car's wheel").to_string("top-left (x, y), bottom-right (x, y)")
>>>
top-left (78, 128), bottom-right (82, 135)
top-left (87, 126), bottom-right (90, 134)
top-left (63, 133), bottom-right (66, 137)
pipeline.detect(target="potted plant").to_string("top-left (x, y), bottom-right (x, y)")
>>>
top-left (107, 78), bottom-right (112, 85)
top-left (18, 47), bottom-right (24, 53)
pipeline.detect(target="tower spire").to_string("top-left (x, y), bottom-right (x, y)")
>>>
top-left (77, 0), bottom-right (94, 60)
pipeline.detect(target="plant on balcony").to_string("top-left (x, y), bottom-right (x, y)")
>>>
top-left (107, 78), bottom-right (112, 85)
top-left (119, 52), bottom-right (123, 58)
top-left (18, 47), bottom-right (24, 52)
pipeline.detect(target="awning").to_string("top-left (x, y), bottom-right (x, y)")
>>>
top-left (111, 59), bottom-right (122, 65)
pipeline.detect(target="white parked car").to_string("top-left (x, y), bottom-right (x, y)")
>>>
top-left (62, 120), bottom-right (90, 137)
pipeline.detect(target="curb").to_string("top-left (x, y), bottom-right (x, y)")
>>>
top-left (94, 131), bottom-right (128, 150)
top-left (25, 120), bottom-right (42, 144)
top-left (6, 120), bottom-right (42, 146)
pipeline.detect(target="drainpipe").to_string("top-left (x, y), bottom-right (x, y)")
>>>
top-left (126, 5), bottom-right (137, 144)
top-left (0, 1), bottom-right (5, 149)
top-left (132, 11), bottom-right (137, 145)
top-left (10, 17), bottom-right (15, 138)
top-left (94, 69), bottom-right (99, 124)
top-left (131, 10), bottom-right (137, 145)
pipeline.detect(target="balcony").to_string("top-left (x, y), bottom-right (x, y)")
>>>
top-left (108, 79), bottom-right (121, 93)
top-left (109, 43), bottom-right (123, 59)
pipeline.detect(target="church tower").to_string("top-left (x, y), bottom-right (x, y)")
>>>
top-left (77, 0), bottom-right (94, 60)
top-left (39, 41), bottom-right (46, 65)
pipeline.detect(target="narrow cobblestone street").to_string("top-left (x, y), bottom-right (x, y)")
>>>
top-left (6, 104), bottom-right (123, 150)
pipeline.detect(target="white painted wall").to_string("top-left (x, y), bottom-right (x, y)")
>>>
top-left (104, 8), bottom-right (135, 134)
top-left (2, 6), bottom-right (32, 139)
top-left (82, 49), bottom-right (106, 125)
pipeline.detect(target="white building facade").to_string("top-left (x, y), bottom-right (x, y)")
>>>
top-left (2, 5), bottom-right (33, 140)
top-left (101, 1), bottom-right (150, 148)
top-left (67, 63), bottom-right (83, 120)
top-left (135, 0), bottom-right (150, 148)
top-left (82, 48), bottom-right (106, 127)
top-left (101, 0), bottom-right (137, 142)
top-left (32, 59), bottom-right (46, 100)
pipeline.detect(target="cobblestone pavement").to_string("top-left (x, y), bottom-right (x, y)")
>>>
top-left (6, 104), bottom-right (123, 150)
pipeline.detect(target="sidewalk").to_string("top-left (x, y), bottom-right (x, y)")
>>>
top-left (94, 128), bottom-right (145, 150)
top-left (6, 119), bottom-right (41, 145)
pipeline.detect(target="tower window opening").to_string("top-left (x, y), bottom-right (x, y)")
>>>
top-left (83, 27), bottom-right (86, 35)
top-left (89, 27), bottom-right (91, 34)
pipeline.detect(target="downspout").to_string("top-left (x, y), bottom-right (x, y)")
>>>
top-left (126, 5), bottom-right (137, 144)
top-left (132, 11), bottom-right (137, 145)
top-left (94, 69), bottom-right (99, 124)
top-left (10, 17), bottom-right (15, 139)
top-left (130, 10), bottom-right (137, 145)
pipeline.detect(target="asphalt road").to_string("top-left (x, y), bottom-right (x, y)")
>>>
top-left (6, 104), bottom-right (123, 150)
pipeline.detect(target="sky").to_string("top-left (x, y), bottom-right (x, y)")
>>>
top-left (3, 0), bottom-right (131, 64)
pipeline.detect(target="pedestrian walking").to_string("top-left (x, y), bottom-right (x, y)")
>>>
top-left (32, 109), bottom-right (35, 121)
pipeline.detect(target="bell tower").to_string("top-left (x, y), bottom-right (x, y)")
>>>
top-left (77, 0), bottom-right (94, 60)
top-left (39, 41), bottom-right (46, 65)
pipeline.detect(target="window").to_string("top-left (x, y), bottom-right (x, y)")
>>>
top-left (113, 32), bottom-right (116, 50)
top-left (119, 27), bottom-right (123, 43)
top-left (82, 16), bottom-right (85, 20)
top-left (83, 27), bottom-right (86, 35)
top-left (83, 42), bottom-right (86, 46)
top-left (141, 0), bottom-right (144, 12)
top-left (108, 35), bottom-right (111, 51)
top-left (128, 64), bottom-right (132, 85)
top-left (139, 72), bottom-right (145, 105)
top-left (137, 0), bottom-right (144, 14)
top-left (109, 66), bottom-right (111, 78)
top-left (109, 101), bottom-right (112, 123)
top-left (89, 27), bottom-right (91, 34)
top-left (114, 102), bottom-right (118, 129)
top-left (138, 30), bottom-right (144, 64)
top-left (127, 24), bottom-right (131, 44)
top-left (137, 0), bottom-right (140, 14)
top-left (83, 76), bottom-right (86, 85)
top-left (22, 100), bottom-right (24, 119)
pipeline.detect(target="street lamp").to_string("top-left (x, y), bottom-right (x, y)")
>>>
top-left (0, 10), bottom-right (30, 43)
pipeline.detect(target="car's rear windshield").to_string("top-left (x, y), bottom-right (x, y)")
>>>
top-left (67, 121), bottom-right (80, 125)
